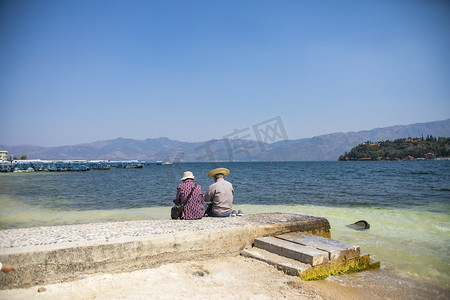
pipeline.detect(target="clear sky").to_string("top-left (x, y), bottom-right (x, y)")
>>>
top-left (1, 0), bottom-right (449, 147)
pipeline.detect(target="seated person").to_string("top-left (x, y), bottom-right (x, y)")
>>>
top-left (174, 171), bottom-right (205, 219)
top-left (204, 168), bottom-right (234, 217)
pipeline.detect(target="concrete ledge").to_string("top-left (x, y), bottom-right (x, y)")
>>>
top-left (0, 213), bottom-right (330, 289)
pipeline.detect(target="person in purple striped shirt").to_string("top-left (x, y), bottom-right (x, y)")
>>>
top-left (173, 171), bottom-right (205, 220)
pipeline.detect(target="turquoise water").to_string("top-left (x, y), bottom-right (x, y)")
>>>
top-left (1, 161), bottom-right (449, 290)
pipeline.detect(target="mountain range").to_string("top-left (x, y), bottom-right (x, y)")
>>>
top-left (2, 119), bottom-right (449, 161)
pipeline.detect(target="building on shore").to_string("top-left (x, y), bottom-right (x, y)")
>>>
top-left (0, 150), bottom-right (8, 161)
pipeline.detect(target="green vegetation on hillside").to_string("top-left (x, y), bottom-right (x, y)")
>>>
top-left (338, 136), bottom-right (450, 161)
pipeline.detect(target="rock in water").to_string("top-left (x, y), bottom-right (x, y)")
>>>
top-left (347, 220), bottom-right (370, 230)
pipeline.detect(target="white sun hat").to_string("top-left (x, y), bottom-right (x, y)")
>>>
top-left (181, 171), bottom-right (195, 181)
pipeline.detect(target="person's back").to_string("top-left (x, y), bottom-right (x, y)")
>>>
top-left (204, 168), bottom-right (234, 217)
top-left (174, 171), bottom-right (205, 220)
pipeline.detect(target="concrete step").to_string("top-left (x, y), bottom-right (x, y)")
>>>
top-left (254, 236), bottom-right (329, 266)
top-left (247, 233), bottom-right (380, 281)
top-left (277, 233), bottom-right (360, 261)
top-left (241, 248), bottom-right (311, 277)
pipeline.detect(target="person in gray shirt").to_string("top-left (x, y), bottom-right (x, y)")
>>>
top-left (204, 168), bottom-right (234, 217)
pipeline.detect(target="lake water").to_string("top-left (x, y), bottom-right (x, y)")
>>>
top-left (1, 161), bottom-right (449, 294)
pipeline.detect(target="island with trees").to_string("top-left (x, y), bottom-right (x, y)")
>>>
top-left (338, 136), bottom-right (450, 161)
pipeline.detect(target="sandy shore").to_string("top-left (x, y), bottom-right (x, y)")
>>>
top-left (0, 256), bottom-right (319, 300)
top-left (1, 255), bottom-right (447, 300)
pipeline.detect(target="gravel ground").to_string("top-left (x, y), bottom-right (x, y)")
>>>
top-left (0, 213), bottom-right (317, 249)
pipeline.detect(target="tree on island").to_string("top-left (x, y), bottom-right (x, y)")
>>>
top-left (338, 136), bottom-right (450, 161)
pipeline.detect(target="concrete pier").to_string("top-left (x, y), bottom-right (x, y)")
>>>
top-left (0, 213), bottom-right (330, 289)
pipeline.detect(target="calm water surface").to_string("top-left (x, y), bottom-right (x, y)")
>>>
top-left (1, 161), bottom-right (449, 292)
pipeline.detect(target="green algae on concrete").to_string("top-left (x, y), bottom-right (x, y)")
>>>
top-left (300, 253), bottom-right (380, 281)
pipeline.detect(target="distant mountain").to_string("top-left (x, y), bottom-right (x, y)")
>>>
top-left (1, 119), bottom-right (449, 161)
top-left (255, 119), bottom-right (450, 161)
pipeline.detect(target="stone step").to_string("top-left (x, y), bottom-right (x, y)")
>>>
top-left (277, 233), bottom-right (360, 261)
top-left (254, 236), bottom-right (329, 266)
top-left (247, 233), bottom-right (380, 280)
top-left (241, 248), bottom-right (312, 277)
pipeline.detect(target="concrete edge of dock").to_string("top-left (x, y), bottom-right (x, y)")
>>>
top-left (0, 213), bottom-right (330, 289)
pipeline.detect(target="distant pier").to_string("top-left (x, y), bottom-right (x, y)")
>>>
top-left (0, 160), bottom-right (148, 173)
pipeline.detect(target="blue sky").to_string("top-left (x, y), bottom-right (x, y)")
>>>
top-left (1, 0), bottom-right (449, 146)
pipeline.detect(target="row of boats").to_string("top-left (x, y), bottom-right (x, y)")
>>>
top-left (0, 160), bottom-right (148, 173)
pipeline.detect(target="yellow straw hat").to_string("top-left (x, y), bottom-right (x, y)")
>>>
top-left (207, 168), bottom-right (230, 177)
top-left (181, 171), bottom-right (195, 181)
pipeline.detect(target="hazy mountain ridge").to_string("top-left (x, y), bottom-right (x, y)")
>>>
top-left (259, 119), bottom-right (450, 161)
top-left (2, 119), bottom-right (449, 161)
